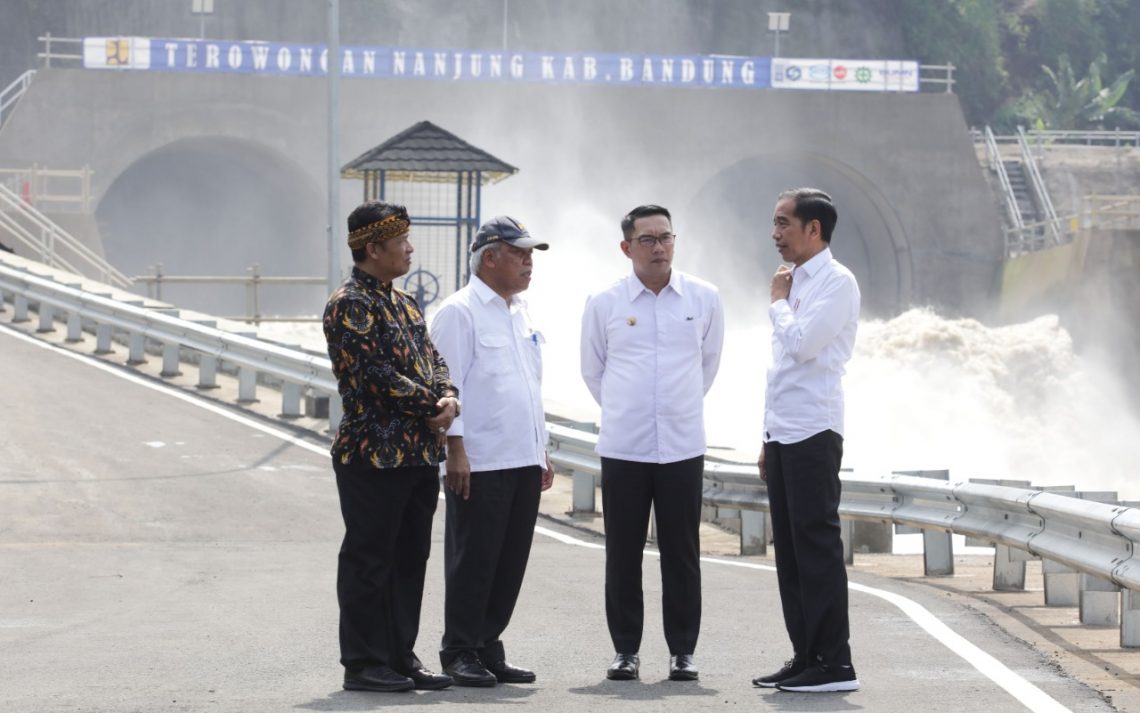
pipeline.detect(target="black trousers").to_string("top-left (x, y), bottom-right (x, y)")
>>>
top-left (440, 465), bottom-right (542, 667)
top-left (765, 430), bottom-right (852, 666)
top-left (334, 460), bottom-right (439, 672)
top-left (600, 455), bottom-right (703, 655)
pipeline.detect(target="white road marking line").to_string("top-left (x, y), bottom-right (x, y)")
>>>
top-left (4, 324), bottom-right (1074, 713)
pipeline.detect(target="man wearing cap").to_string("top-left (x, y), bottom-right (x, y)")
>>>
top-left (429, 216), bottom-right (554, 687)
top-left (580, 204), bottom-right (725, 682)
top-left (324, 199), bottom-right (459, 693)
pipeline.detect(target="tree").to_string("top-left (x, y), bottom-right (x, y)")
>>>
top-left (1027, 53), bottom-right (1138, 130)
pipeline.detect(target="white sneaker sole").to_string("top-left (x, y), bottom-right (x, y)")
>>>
top-left (777, 678), bottom-right (860, 692)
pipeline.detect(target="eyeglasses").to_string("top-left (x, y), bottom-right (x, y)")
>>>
top-left (631, 233), bottom-right (676, 248)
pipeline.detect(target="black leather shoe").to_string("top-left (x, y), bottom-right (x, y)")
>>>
top-left (668, 654), bottom-right (699, 681)
top-left (443, 651), bottom-right (498, 687)
top-left (343, 665), bottom-right (414, 692)
top-left (752, 656), bottom-right (806, 688)
top-left (485, 660), bottom-right (536, 684)
top-left (402, 665), bottom-right (453, 690)
top-left (606, 652), bottom-right (640, 681)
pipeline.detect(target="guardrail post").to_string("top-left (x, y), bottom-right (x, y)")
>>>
top-left (281, 382), bottom-right (302, 418)
top-left (127, 332), bottom-right (146, 364)
top-left (840, 518), bottom-right (854, 565)
top-left (160, 342), bottom-right (181, 377)
top-left (94, 323), bottom-right (113, 353)
top-left (572, 471), bottom-right (596, 513)
top-left (198, 356), bottom-right (219, 389)
top-left (923, 528), bottom-right (953, 576)
top-left (993, 544), bottom-right (1026, 590)
top-left (740, 510), bottom-right (767, 556)
top-left (1122, 590), bottom-right (1140, 647)
top-left (238, 366), bottom-right (258, 403)
top-left (66, 310), bottom-right (82, 342)
top-left (12, 293), bottom-right (29, 322)
top-left (1043, 558), bottom-right (1079, 605)
top-left (1079, 574), bottom-right (1120, 626)
top-left (36, 302), bottom-right (54, 332)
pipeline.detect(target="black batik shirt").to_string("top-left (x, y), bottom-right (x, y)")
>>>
top-left (323, 266), bottom-right (457, 470)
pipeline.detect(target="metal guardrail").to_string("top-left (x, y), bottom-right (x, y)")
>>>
top-left (0, 69), bottom-right (36, 130)
top-left (0, 183), bottom-right (130, 287)
top-left (0, 257), bottom-right (341, 430)
top-left (547, 425), bottom-right (1140, 647)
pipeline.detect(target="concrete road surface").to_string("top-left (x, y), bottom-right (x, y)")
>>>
top-left (0, 324), bottom-right (1113, 712)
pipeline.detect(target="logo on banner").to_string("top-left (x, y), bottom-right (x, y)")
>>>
top-left (833, 65), bottom-right (847, 80)
top-left (106, 38), bottom-right (131, 66)
top-left (856, 66), bottom-right (873, 83)
top-left (785, 65), bottom-right (802, 81)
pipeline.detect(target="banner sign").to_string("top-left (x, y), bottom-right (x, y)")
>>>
top-left (771, 57), bottom-right (920, 92)
top-left (82, 37), bottom-right (919, 93)
top-left (83, 37), bottom-right (771, 89)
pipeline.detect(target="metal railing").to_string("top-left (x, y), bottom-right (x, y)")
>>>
top-left (982, 126), bottom-right (1023, 230)
top-left (547, 422), bottom-right (1140, 647)
top-left (974, 128), bottom-right (1140, 151)
top-left (0, 69), bottom-right (36, 130)
top-left (0, 255), bottom-right (339, 428)
top-left (132, 263), bottom-right (327, 324)
top-left (1016, 126), bottom-right (1067, 248)
top-left (37, 34), bottom-right (83, 68)
top-left (0, 183), bottom-right (130, 287)
top-left (0, 165), bottom-right (94, 213)
top-left (918, 63), bottom-right (955, 93)
top-left (1083, 195), bottom-right (1140, 232)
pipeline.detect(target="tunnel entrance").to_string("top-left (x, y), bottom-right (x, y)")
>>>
top-left (683, 152), bottom-right (910, 316)
top-left (96, 137), bottom-right (326, 318)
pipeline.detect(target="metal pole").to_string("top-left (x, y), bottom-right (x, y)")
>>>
top-left (774, 29), bottom-right (780, 59)
top-left (502, 0), bottom-right (509, 50)
top-left (326, 0), bottom-right (342, 295)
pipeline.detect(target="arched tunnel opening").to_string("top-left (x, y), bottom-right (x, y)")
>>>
top-left (683, 152), bottom-right (911, 317)
top-left (95, 137), bottom-right (326, 318)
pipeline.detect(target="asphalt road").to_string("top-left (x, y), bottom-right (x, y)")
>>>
top-left (0, 323), bottom-right (1114, 712)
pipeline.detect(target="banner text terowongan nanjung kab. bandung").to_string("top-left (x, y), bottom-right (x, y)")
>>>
top-left (82, 37), bottom-right (920, 92)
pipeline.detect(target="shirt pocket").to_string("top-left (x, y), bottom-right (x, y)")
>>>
top-left (522, 329), bottom-right (544, 381)
top-left (476, 331), bottom-right (513, 374)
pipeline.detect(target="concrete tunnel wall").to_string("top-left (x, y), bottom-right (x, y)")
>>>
top-left (0, 68), bottom-right (1004, 316)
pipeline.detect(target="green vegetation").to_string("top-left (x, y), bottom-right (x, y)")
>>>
top-left (889, 0), bottom-right (1140, 131)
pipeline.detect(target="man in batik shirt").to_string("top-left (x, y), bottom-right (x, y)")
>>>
top-left (324, 200), bottom-right (459, 694)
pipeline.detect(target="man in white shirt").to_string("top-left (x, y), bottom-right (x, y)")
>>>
top-left (430, 216), bottom-right (554, 688)
top-left (754, 188), bottom-right (861, 693)
top-left (580, 204), bottom-right (725, 683)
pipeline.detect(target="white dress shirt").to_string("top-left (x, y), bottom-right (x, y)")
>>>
top-left (430, 275), bottom-right (548, 472)
top-left (581, 270), bottom-right (725, 463)
top-left (764, 247), bottom-right (861, 444)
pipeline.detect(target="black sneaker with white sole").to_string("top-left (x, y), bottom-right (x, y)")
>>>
top-left (751, 657), bottom-right (805, 688)
top-left (775, 663), bottom-right (860, 692)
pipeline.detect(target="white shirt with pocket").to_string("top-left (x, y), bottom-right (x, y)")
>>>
top-left (764, 247), bottom-right (860, 445)
top-left (580, 270), bottom-right (725, 463)
top-left (430, 275), bottom-right (548, 472)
